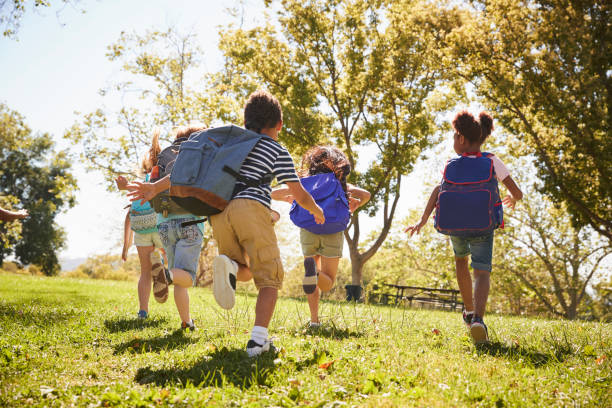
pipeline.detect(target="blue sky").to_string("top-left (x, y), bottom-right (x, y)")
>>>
top-left (1, 0), bottom-right (441, 264)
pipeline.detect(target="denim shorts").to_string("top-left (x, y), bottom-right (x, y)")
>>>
top-left (157, 218), bottom-right (204, 285)
top-left (450, 233), bottom-right (494, 272)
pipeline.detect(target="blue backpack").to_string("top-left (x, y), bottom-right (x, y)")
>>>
top-left (169, 125), bottom-right (273, 216)
top-left (290, 173), bottom-right (350, 234)
top-left (434, 152), bottom-right (503, 237)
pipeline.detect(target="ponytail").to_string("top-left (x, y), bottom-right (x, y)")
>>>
top-left (141, 128), bottom-right (161, 174)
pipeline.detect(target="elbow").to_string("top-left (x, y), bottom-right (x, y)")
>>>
top-left (515, 190), bottom-right (523, 201)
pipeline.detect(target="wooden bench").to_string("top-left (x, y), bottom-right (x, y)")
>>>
top-left (373, 284), bottom-right (464, 311)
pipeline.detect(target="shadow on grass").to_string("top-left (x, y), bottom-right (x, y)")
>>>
top-left (301, 324), bottom-right (365, 339)
top-left (114, 330), bottom-right (198, 355)
top-left (134, 347), bottom-right (278, 389)
top-left (476, 340), bottom-right (573, 367)
top-left (104, 316), bottom-right (168, 333)
top-left (0, 303), bottom-right (77, 326)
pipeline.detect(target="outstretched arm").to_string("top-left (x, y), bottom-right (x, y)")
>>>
top-left (347, 184), bottom-right (371, 213)
top-left (271, 186), bottom-right (294, 203)
top-left (0, 207), bottom-right (28, 221)
top-left (501, 176), bottom-right (523, 209)
top-left (126, 175), bottom-right (170, 204)
top-left (285, 181), bottom-right (325, 224)
top-left (405, 184), bottom-right (440, 237)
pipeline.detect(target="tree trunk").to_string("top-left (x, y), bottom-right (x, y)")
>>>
top-left (350, 254), bottom-right (364, 286)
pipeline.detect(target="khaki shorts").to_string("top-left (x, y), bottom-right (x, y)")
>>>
top-left (134, 231), bottom-right (163, 248)
top-left (300, 229), bottom-right (344, 258)
top-left (210, 199), bottom-right (284, 289)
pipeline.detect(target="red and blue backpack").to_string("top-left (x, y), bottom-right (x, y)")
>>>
top-left (290, 172), bottom-right (350, 235)
top-left (434, 152), bottom-right (503, 237)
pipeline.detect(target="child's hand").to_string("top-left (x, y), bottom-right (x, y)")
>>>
top-left (311, 205), bottom-right (326, 224)
top-left (13, 209), bottom-right (28, 219)
top-left (502, 194), bottom-right (517, 209)
top-left (405, 219), bottom-right (426, 237)
top-left (126, 182), bottom-right (156, 205)
top-left (115, 175), bottom-right (129, 190)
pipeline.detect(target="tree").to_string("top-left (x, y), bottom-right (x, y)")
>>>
top-left (216, 0), bottom-right (463, 285)
top-left (0, 103), bottom-right (77, 274)
top-left (64, 28), bottom-right (239, 284)
top-left (65, 28), bottom-right (236, 185)
top-left (0, 0), bottom-right (84, 38)
top-left (0, 195), bottom-right (23, 257)
top-left (447, 0), bottom-right (611, 240)
top-left (495, 191), bottom-right (611, 320)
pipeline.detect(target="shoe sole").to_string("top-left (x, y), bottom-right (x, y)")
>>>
top-left (302, 257), bottom-right (317, 294)
top-left (213, 256), bottom-right (236, 310)
top-left (150, 254), bottom-right (168, 304)
top-left (470, 323), bottom-right (489, 344)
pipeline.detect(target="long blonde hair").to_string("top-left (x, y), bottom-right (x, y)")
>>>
top-left (141, 128), bottom-right (161, 175)
top-left (140, 123), bottom-right (207, 175)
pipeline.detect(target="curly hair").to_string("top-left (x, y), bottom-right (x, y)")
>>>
top-left (478, 112), bottom-right (494, 143)
top-left (452, 110), bottom-right (481, 144)
top-left (300, 146), bottom-right (351, 194)
top-left (244, 90), bottom-right (283, 133)
top-left (452, 110), bottom-right (495, 144)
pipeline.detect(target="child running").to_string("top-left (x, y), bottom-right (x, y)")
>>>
top-left (406, 111), bottom-right (522, 344)
top-left (127, 124), bottom-right (207, 331)
top-left (115, 130), bottom-right (165, 320)
top-left (271, 146), bottom-right (370, 327)
top-left (127, 91), bottom-right (324, 356)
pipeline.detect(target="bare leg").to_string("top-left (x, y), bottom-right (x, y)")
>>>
top-left (455, 256), bottom-right (474, 312)
top-left (473, 269), bottom-right (490, 317)
top-left (254, 287), bottom-right (278, 328)
top-left (236, 263), bottom-right (253, 282)
top-left (307, 288), bottom-right (320, 323)
top-left (171, 268), bottom-right (193, 323)
top-left (318, 257), bottom-right (339, 292)
top-left (307, 256), bottom-right (340, 323)
top-left (136, 246), bottom-right (155, 312)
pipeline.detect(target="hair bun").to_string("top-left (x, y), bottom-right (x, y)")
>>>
top-left (479, 112), bottom-right (494, 140)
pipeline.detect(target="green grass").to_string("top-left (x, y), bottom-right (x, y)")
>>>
top-left (0, 273), bottom-right (610, 407)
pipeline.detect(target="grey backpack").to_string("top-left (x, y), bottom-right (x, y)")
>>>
top-left (169, 125), bottom-right (273, 216)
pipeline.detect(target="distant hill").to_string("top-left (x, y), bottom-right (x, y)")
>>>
top-left (59, 257), bottom-right (87, 272)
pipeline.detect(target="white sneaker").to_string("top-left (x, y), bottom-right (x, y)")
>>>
top-left (212, 255), bottom-right (237, 310)
top-left (246, 338), bottom-right (276, 357)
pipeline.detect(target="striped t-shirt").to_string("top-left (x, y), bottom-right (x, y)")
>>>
top-left (233, 137), bottom-right (299, 207)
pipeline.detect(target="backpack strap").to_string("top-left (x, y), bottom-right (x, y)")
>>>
top-left (222, 166), bottom-right (273, 187)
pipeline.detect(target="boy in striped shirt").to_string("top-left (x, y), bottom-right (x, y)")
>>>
top-left (211, 90), bottom-right (325, 357)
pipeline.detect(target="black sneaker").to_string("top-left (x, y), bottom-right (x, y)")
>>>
top-left (462, 310), bottom-right (474, 327)
top-left (470, 315), bottom-right (489, 344)
top-left (302, 257), bottom-right (318, 294)
top-left (246, 339), bottom-right (276, 357)
top-left (181, 319), bottom-right (196, 332)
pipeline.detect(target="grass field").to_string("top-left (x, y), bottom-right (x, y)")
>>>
top-left (0, 273), bottom-right (610, 407)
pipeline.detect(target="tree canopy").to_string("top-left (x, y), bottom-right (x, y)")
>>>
top-left (216, 0), bottom-right (464, 284)
top-left (0, 103), bottom-right (77, 274)
top-left (447, 0), bottom-right (611, 240)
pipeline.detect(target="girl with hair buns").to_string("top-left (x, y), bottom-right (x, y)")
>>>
top-left (406, 111), bottom-right (523, 344)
